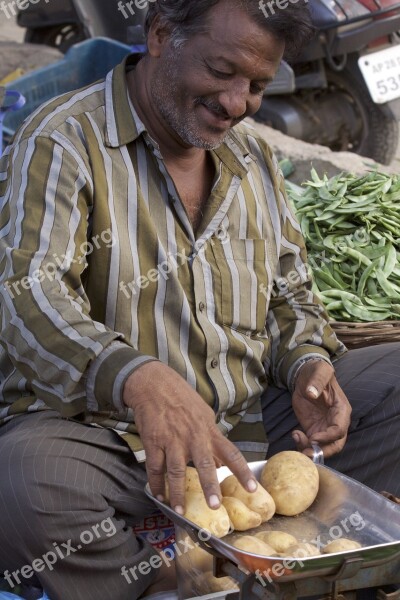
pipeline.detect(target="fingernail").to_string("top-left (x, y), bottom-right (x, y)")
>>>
top-left (209, 495), bottom-right (220, 508)
top-left (247, 479), bottom-right (258, 492)
top-left (307, 385), bottom-right (319, 399)
top-left (156, 494), bottom-right (164, 502)
top-left (292, 433), bottom-right (300, 443)
top-left (174, 505), bottom-right (184, 515)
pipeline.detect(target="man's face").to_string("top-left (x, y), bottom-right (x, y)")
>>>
top-left (149, 1), bottom-right (285, 150)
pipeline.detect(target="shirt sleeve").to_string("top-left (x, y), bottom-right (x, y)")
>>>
top-left (265, 155), bottom-right (347, 389)
top-left (0, 134), bottom-right (157, 416)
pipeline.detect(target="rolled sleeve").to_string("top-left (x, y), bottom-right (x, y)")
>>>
top-left (85, 341), bottom-right (158, 412)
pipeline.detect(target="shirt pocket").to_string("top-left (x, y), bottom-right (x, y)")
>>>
top-left (211, 238), bottom-right (271, 335)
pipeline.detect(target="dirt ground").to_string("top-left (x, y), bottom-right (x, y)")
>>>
top-left (1, 11), bottom-right (400, 176)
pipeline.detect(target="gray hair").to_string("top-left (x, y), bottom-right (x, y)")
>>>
top-left (144, 0), bottom-right (314, 60)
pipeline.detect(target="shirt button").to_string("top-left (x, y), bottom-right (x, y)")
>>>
top-left (199, 302), bottom-right (205, 312)
top-left (216, 227), bottom-right (228, 241)
top-left (211, 358), bottom-right (219, 369)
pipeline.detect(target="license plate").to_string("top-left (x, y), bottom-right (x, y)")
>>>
top-left (358, 45), bottom-right (400, 104)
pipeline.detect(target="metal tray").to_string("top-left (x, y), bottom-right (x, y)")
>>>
top-left (145, 461), bottom-right (400, 582)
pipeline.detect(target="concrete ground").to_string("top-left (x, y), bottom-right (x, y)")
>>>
top-left (1, 10), bottom-right (400, 173)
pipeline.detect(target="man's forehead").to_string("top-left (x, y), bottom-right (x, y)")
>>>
top-left (189, 3), bottom-right (284, 69)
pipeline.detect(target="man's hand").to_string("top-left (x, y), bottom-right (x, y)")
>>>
top-left (291, 360), bottom-right (352, 459)
top-left (123, 362), bottom-right (257, 514)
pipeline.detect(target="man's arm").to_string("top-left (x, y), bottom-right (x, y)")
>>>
top-left (266, 157), bottom-right (347, 391)
top-left (265, 155), bottom-right (351, 457)
top-left (0, 134), bottom-right (156, 416)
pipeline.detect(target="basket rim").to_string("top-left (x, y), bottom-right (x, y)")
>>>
top-left (331, 320), bottom-right (400, 328)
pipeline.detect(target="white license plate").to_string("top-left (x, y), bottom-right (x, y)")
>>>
top-left (358, 45), bottom-right (400, 104)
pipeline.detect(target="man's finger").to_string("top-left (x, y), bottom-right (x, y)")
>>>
top-left (192, 447), bottom-right (222, 510)
top-left (311, 438), bottom-right (345, 459)
top-left (145, 447), bottom-right (167, 501)
top-left (309, 426), bottom-right (348, 448)
top-left (165, 449), bottom-right (188, 515)
top-left (216, 437), bottom-right (257, 493)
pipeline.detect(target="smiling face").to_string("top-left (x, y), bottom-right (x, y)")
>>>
top-left (147, 1), bottom-right (285, 150)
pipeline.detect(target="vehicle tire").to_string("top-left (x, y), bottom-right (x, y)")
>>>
top-left (325, 65), bottom-right (399, 165)
top-left (24, 24), bottom-right (86, 53)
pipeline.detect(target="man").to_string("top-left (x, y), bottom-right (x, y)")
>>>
top-left (0, 1), bottom-right (399, 599)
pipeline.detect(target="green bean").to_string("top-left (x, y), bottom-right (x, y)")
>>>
top-left (314, 267), bottom-right (344, 290)
top-left (365, 297), bottom-right (392, 308)
top-left (341, 298), bottom-right (392, 322)
top-left (342, 247), bottom-right (372, 268)
top-left (325, 301), bottom-right (344, 311)
top-left (357, 260), bottom-right (378, 297)
top-left (383, 244), bottom-right (397, 278)
top-left (287, 169), bottom-right (400, 322)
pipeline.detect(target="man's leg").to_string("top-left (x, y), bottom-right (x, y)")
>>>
top-left (0, 410), bottom-right (164, 600)
top-left (262, 342), bottom-right (400, 495)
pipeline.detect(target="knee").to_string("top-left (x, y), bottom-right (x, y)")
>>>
top-left (0, 427), bottom-right (88, 519)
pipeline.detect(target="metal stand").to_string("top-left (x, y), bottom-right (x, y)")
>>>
top-left (212, 554), bottom-right (400, 600)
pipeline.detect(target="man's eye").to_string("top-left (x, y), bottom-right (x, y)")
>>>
top-left (209, 67), bottom-right (232, 79)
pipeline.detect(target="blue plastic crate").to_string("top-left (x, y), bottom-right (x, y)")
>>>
top-left (2, 37), bottom-right (138, 144)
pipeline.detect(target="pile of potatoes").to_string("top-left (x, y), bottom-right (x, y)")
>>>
top-left (165, 451), bottom-right (362, 556)
top-left (231, 531), bottom-right (361, 557)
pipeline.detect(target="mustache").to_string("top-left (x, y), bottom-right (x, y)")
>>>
top-left (195, 98), bottom-right (244, 124)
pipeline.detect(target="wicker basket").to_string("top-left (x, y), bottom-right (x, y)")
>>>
top-left (331, 321), bottom-right (400, 350)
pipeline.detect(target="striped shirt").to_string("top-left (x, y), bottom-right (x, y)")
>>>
top-left (0, 54), bottom-right (346, 462)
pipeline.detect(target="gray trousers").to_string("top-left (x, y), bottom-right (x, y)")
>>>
top-left (262, 342), bottom-right (400, 496)
top-left (0, 412), bottom-right (159, 600)
top-left (0, 343), bottom-right (399, 600)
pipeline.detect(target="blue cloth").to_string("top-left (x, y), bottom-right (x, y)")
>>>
top-left (0, 593), bottom-right (49, 599)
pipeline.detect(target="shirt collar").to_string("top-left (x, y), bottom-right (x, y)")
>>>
top-left (105, 54), bottom-right (144, 148)
top-left (105, 54), bottom-right (256, 177)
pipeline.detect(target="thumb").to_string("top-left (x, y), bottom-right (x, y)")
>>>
top-left (305, 384), bottom-right (319, 400)
top-left (292, 430), bottom-right (310, 451)
top-left (296, 360), bottom-right (334, 399)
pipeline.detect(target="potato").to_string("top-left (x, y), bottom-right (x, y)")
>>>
top-left (271, 515), bottom-right (320, 542)
top-left (184, 491), bottom-right (231, 538)
top-left (200, 572), bottom-right (239, 593)
top-left (222, 496), bottom-right (262, 531)
top-left (232, 535), bottom-right (278, 556)
top-left (285, 542), bottom-right (321, 558)
top-left (256, 530), bottom-right (298, 553)
top-left (220, 476), bottom-right (275, 522)
top-left (261, 451), bottom-right (319, 516)
top-left (164, 466), bottom-right (203, 501)
top-left (185, 466), bottom-right (203, 493)
top-left (323, 539), bottom-right (361, 554)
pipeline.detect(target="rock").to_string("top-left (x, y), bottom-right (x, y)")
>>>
top-left (247, 117), bottom-right (395, 184)
top-left (0, 41), bottom-right (62, 82)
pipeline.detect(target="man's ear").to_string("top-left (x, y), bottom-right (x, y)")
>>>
top-left (147, 13), bottom-right (173, 58)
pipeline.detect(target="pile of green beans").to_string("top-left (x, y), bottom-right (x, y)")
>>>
top-left (286, 169), bottom-right (400, 322)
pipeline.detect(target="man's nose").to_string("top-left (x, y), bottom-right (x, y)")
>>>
top-left (218, 82), bottom-right (250, 119)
